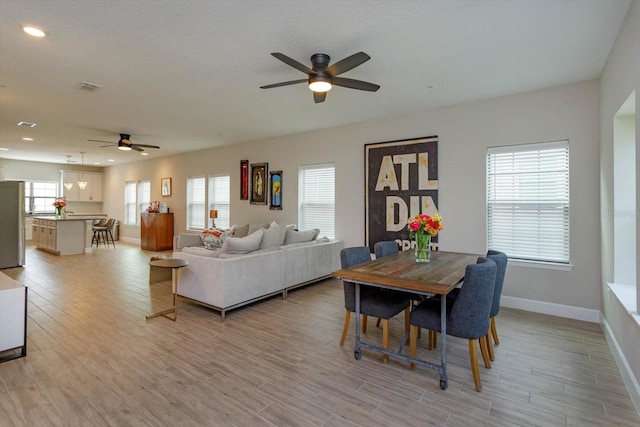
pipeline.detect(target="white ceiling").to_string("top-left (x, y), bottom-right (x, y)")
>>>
top-left (0, 0), bottom-right (631, 166)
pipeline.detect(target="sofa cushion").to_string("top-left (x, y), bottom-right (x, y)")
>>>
top-left (182, 246), bottom-right (222, 258)
top-left (232, 223), bottom-right (250, 238)
top-left (219, 246), bottom-right (278, 259)
top-left (259, 222), bottom-right (288, 249)
top-left (278, 241), bottom-right (316, 250)
top-left (221, 229), bottom-right (264, 254)
top-left (284, 228), bottom-right (319, 245)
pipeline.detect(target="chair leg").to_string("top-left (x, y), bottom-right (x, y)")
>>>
top-left (382, 319), bottom-right (390, 363)
top-left (469, 339), bottom-right (483, 392)
top-left (486, 332), bottom-right (495, 361)
top-left (362, 315), bottom-right (368, 334)
top-left (404, 308), bottom-right (410, 345)
top-left (339, 310), bottom-right (351, 346)
top-left (490, 317), bottom-right (499, 345)
top-left (376, 318), bottom-right (381, 328)
top-left (480, 335), bottom-right (491, 369)
top-left (409, 325), bottom-right (418, 370)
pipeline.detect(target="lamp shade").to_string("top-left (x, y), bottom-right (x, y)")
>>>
top-left (209, 209), bottom-right (218, 219)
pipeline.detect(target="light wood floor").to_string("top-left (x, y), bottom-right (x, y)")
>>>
top-left (0, 242), bottom-right (638, 426)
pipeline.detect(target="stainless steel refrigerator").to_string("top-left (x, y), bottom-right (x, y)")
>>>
top-left (0, 181), bottom-right (25, 269)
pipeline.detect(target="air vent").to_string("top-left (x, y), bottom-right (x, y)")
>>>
top-left (79, 81), bottom-right (102, 91)
top-left (17, 121), bottom-right (37, 128)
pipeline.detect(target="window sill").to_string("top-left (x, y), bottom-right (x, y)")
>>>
top-left (607, 283), bottom-right (640, 327)
top-left (508, 259), bottom-right (573, 271)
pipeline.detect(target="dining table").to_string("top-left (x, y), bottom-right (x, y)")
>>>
top-left (332, 249), bottom-right (480, 389)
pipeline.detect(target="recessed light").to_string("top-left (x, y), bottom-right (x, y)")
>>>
top-left (108, 159), bottom-right (115, 162)
top-left (141, 152), bottom-right (148, 156)
top-left (93, 162), bottom-right (101, 165)
top-left (0, 148), bottom-right (9, 151)
top-left (21, 25), bottom-right (46, 38)
top-left (22, 137), bottom-right (34, 141)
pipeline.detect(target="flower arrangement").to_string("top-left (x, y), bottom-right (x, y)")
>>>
top-left (53, 197), bottom-right (67, 209)
top-left (407, 213), bottom-right (444, 238)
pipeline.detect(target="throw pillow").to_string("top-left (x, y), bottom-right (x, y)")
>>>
top-left (248, 222), bottom-right (269, 235)
top-left (200, 228), bottom-right (232, 250)
top-left (259, 222), bottom-right (287, 249)
top-left (283, 228), bottom-right (318, 245)
top-left (221, 229), bottom-right (264, 254)
top-left (232, 223), bottom-right (249, 238)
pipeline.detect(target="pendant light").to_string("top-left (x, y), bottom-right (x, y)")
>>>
top-left (78, 152), bottom-right (88, 190)
top-left (63, 155), bottom-right (74, 190)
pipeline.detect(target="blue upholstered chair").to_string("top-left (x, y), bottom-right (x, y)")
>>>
top-left (339, 246), bottom-right (411, 362)
top-left (373, 241), bottom-right (399, 259)
top-left (409, 257), bottom-right (497, 392)
top-left (484, 250), bottom-right (508, 361)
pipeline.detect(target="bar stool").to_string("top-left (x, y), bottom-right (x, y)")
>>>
top-left (93, 218), bottom-right (116, 249)
top-left (91, 218), bottom-right (107, 247)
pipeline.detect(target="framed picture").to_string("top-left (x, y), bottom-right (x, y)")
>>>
top-left (270, 171), bottom-right (282, 210)
top-left (240, 159), bottom-right (249, 200)
top-left (250, 163), bottom-right (268, 205)
top-left (161, 177), bottom-right (172, 197)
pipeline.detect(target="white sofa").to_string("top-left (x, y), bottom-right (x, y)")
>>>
top-left (171, 229), bottom-right (343, 321)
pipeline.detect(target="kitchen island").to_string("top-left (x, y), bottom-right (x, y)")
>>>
top-left (32, 216), bottom-right (106, 255)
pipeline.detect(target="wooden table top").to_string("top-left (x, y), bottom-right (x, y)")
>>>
top-left (332, 250), bottom-right (480, 295)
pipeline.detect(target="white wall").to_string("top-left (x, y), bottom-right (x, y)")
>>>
top-left (105, 79), bottom-right (602, 315)
top-left (599, 0), bottom-right (640, 412)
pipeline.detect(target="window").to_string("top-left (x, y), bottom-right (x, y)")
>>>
top-left (187, 176), bottom-right (206, 230)
top-left (124, 182), bottom-right (137, 225)
top-left (137, 180), bottom-right (151, 221)
top-left (298, 163), bottom-right (335, 239)
top-left (24, 181), bottom-right (58, 214)
top-left (487, 140), bottom-right (569, 264)
top-left (208, 175), bottom-right (230, 229)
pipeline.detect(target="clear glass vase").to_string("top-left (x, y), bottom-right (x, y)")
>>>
top-left (414, 233), bottom-right (431, 263)
top-left (55, 207), bottom-right (63, 218)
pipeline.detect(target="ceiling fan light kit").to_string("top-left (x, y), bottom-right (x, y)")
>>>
top-left (88, 133), bottom-right (160, 152)
top-left (261, 51), bottom-right (379, 103)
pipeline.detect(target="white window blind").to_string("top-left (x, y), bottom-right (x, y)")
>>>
top-left (124, 182), bottom-right (137, 225)
top-left (208, 175), bottom-right (230, 229)
top-left (137, 180), bottom-right (150, 224)
top-left (487, 140), bottom-right (569, 264)
top-left (24, 181), bottom-right (58, 214)
top-left (187, 176), bottom-right (206, 230)
top-left (298, 163), bottom-right (335, 239)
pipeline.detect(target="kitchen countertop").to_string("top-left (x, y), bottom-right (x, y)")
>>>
top-left (32, 215), bottom-right (107, 221)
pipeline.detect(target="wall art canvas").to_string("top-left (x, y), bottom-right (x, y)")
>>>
top-left (240, 160), bottom-right (249, 200)
top-left (269, 171), bottom-right (282, 210)
top-left (250, 162), bottom-right (268, 205)
top-left (364, 136), bottom-right (439, 252)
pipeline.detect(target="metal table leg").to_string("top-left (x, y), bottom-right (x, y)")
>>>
top-left (354, 283), bottom-right (362, 360)
top-left (440, 293), bottom-right (448, 389)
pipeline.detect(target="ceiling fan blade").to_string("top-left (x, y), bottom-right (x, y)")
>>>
top-left (260, 79), bottom-right (308, 89)
top-left (131, 145), bottom-right (144, 152)
top-left (133, 143), bottom-right (160, 149)
top-left (271, 53), bottom-right (314, 75)
top-left (88, 139), bottom-right (115, 144)
top-left (313, 92), bottom-right (326, 103)
top-left (327, 52), bottom-right (371, 76)
top-left (333, 77), bottom-right (380, 92)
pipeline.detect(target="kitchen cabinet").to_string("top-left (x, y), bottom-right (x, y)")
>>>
top-left (0, 273), bottom-right (27, 363)
top-left (33, 218), bottom-right (86, 255)
top-left (60, 171), bottom-right (103, 202)
top-left (140, 213), bottom-right (174, 251)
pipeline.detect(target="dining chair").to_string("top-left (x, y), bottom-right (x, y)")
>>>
top-left (339, 246), bottom-right (411, 362)
top-left (409, 257), bottom-right (496, 392)
top-left (484, 250), bottom-right (508, 361)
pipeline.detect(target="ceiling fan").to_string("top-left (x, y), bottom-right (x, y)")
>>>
top-left (87, 133), bottom-right (160, 152)
top-left (260, 51), bottom-right (380, 103)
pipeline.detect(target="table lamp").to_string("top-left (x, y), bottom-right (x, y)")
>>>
top-left (209, 209), bottom-right (218, 229)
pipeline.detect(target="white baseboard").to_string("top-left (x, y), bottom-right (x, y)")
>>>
top-left (501, 295), bottom-right (600, 323)
top-left (601, 317), bottom-right (640, 417)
